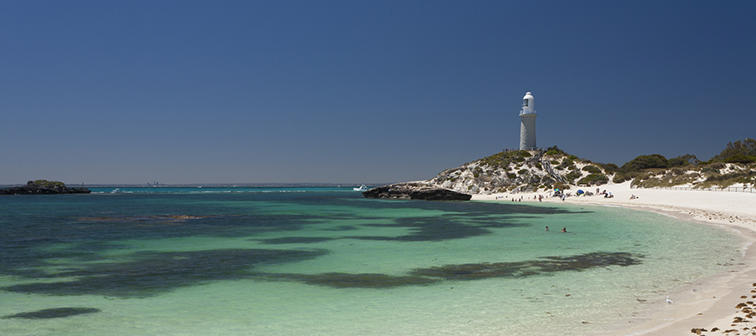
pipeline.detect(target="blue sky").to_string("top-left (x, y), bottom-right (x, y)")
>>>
top-left (1, 0), bottom-right (754, 184)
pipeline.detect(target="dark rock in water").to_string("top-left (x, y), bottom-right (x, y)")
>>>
top-left (0, 180), bottom-right (90, 195)
top-left (362, 183), bottom-right (471, 201)
top-left (2, 307), bottom-right (100, 319)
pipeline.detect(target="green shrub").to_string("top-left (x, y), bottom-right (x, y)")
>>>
top-left (556, 159), bottom-right (574, 170)
top-left (697, 170), bottom-right (756, 188)
top-left (668, 154), bottom-right (700, 167)
top-left (577, 174), bottom-right (609, 186)
top-left (597, 163), bottom-right (619, 173)
top-left (620, 154), bottom-right (669, 172)
top-left (544, 146), bottom-right (566, 156)
top-left (612, 172), bottom-right (636, 183)
top-left (540, 176), bottom-right (555, 185)
top-left (473, 167), bottom-right (483, 178)
top-left (565, 170), bottom-right (582, 183)
top-left (723, 154), bottom-right (756, 164)
top-left (28, 180), bottom-right (66, 188)
top-left (700, 166), bottom-right (718, 174)
top-left (477, 150), bottom-right (534, 168)
top-left (632, 171), bottom-right (701, 188)
top-left (670, 167), bottom-right (686, 175)
top-left (582, 165), bottom-right (602, 174)
top-left (709, 162), bottom-right (726, 170)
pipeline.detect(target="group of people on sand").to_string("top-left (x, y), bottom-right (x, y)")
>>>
top-left (544, 225), bottom-right (567, 233)
top-left (594, 188), bottom-right (614, 198)
top-left (501, 186), bottom-right (623, 203)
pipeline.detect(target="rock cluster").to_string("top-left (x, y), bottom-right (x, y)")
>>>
top-left (0, 180), bottom-right (90, 195)
top-left (362, 182), bottom-right (472, 201)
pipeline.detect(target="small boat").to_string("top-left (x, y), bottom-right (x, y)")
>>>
top-left (110, 188), bottom-right (120, 194)
top-left (353, 185), bottom-right (369, 192)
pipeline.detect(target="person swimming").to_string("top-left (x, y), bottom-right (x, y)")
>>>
top-left (545, 226), bottom-right (549, 231)
top-left (561, 227), bottom-right (567, 233)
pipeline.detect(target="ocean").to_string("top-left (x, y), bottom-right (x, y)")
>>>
top-left (0, 187), bottom-right (741, 335)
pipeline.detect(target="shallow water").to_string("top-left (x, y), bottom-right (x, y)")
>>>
top-left (0, 188), bottom-right (741, 335)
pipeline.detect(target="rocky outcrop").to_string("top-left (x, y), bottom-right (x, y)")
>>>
top-left (0, 180), bottom-right (91, 195)
top-left (362, 183), bottom-right (472, 201)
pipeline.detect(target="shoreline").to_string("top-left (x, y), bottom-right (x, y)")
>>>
top-left (473, 182), bottom-right (756, 335)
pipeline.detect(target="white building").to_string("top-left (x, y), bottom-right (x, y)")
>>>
top-left (519, 91), bottom-right (536, 150)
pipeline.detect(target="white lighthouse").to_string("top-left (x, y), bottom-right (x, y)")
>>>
top-left (519, 91), bottom-right (536, 150)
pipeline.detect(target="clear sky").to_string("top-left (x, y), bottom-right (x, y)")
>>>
top-left (1, 0), bottom-right (754, 184)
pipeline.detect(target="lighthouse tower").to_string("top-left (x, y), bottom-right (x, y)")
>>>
top-left (519, 91), bottom-right (537, 150)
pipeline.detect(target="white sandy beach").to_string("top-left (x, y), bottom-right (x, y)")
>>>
top-left (474, 182), bottom-right (756, 335)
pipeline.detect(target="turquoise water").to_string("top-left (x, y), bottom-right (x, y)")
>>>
top-left (0, 188), bottom-right (741, 335)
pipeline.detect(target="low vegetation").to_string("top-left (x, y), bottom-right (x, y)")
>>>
top-left (477, 150), bottom-right (533, 169)
top-left (577, 173), bottom-right (609, 186)
top-left (581, 165), bottom-right (602, 174)
top-left (618, 139), bottom-right (756, 188)
top-left (28, 180), bottom-right (66, 188)
top-left (564, 170), bottom-right (582, 184)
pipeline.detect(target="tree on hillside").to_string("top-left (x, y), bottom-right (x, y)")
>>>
top-left (668, 154), bottom-right (700, 167)
top-left (710, 138), bottom-right (756, 163)
top-left (620, 154), bottom-right (669, 171)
